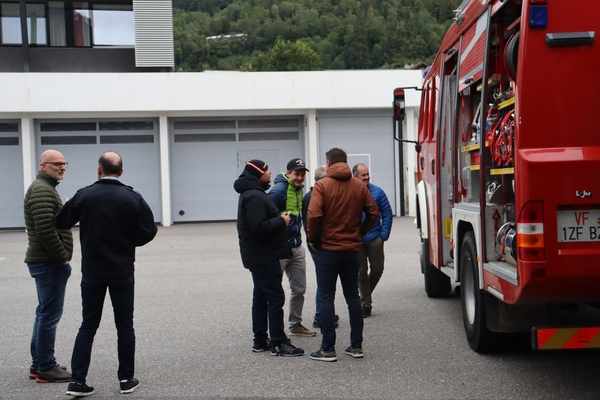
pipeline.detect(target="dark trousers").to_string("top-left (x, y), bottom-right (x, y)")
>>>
top-left (71, 273), bottom-right (135, 383)
top-left (249, 260), bottom-right (287, 346)
top-left (314, 250), bottom-right (363, 352)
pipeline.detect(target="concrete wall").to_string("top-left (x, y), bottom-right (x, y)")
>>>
top-left (0, 70), bottom-right (422, 113)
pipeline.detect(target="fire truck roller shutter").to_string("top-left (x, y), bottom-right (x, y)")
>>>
top-left (505, 31), bottom-right (520, 82)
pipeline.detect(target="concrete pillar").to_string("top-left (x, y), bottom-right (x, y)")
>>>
top-left (21, 115), bottom-right (36, 193)
top-left (158, 113), bottom-right (171, 226)
top-left (304, 109), bottom-right (318, 188)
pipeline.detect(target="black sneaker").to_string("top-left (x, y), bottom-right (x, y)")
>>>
top-left (252, 338), bottom-right (271, 353)
top-left (66, 381), bottom-right (95, 397)
top-left (344, 346), bottom-right (364, 358)
top-left (363, 307), bottom-right (372, 318)
top-left (310, 347), bottom-right (338, 362)
top-left (120, 378), bottom-right (140, 394)
top-left (270, 340), bottom-right (304, 357)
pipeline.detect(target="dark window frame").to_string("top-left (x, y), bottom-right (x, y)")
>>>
top-left (0, 1), bottom-right (135, 48)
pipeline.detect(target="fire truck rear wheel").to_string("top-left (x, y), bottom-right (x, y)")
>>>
top-left (422, 239), bottom-right (451, 298)
top-left (460, 232), bottom-right (502, 352)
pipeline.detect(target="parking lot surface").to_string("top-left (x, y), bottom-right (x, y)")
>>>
top-left (2, 217), bottom-right (600, 399)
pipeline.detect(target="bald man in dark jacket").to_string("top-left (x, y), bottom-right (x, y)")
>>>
top-left (54, 151), bottom-right (156, 397)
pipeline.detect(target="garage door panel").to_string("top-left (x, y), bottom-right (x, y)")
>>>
top-left (172, 143), bottom-right (238, 162)
top-left (0, 162), bottom-right (24, 229)
top-left (174, 199), bottom-right (238, 221)
top-left (171, 116), bottom-right (303, 222)
top-left (171, 162), bottom-right (237, 184)
top-left (319, 115), bottom-right (396, 215)
top-left (38, 119), bottom-right (161, 223)
top-left (0, 126), bottom-right (25, 228)
top-left (177, 179), bottom-right (238, 202)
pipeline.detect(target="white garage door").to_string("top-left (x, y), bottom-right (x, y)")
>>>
top-left (318, 110), bottom-right (396, 215)
top-left (0, 121), bottom-right (24, 229)
top-left (171, 116), bottom-right (304, 222)
top-left (36, 119), bottom-right (161, 223)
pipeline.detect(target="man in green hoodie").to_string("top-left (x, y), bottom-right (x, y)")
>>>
top-left (24, 149), bottom-right (73, 383)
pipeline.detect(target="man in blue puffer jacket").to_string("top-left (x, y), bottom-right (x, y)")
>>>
top-left (352, 163), bottom-right (393, 317)
top-left (268, 158), bottom-right (316, 337)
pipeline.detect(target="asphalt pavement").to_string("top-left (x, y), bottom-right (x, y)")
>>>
top-left (2, 217), bottom-right (600, 399)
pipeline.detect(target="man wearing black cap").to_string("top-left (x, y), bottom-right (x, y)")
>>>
top-left (234, 160), bottom-right (304, 357)
top-left (268, 158), bottom-right (316, 337)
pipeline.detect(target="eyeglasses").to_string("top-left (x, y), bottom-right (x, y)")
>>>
top-left (43, 162), bottom-right (68, 168)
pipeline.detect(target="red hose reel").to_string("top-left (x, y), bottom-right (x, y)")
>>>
top-left (487, 108), bottom-right (515, 168)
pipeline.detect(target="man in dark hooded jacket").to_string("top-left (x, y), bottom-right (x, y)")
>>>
top-left (234, 159), bottom-right (304, 357)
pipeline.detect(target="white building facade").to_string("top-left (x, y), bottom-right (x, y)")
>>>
top-left (0, 70), bottom-right (422, 228)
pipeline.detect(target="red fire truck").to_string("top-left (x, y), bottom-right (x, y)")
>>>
top-left (393, 0), bottom-right (600, 352)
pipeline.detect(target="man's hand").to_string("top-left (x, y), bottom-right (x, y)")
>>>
top-left (282, 212), bottom-right (291, 226)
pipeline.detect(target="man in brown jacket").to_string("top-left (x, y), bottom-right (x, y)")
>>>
top-left (306, 147), bottom-right (379, 362)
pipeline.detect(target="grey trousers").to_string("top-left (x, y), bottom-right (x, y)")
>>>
top-left (358, 237), bottom-right (385, 309)
top-left (280, 245), bottom-right (307, 330)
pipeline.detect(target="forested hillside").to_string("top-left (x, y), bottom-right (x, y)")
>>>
top-left (173, 0), bottom-right (462, 72)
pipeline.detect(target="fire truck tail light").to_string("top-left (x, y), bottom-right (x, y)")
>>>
top-left (529, 4), bottom-right (548, 28)
top-left (518, 201), bottom-right (546, 261)
top-left (517, 223), bottom-right (544, 236)
top-left (518, 201), bottom-right (544, 223)
top-left (518, 232), bottom-right (544, 247)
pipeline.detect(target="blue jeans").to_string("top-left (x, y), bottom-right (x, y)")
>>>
top-left (28, 262), bottom-right (72, 371)
top-left (71, 273), bottom-right (135, 383)
top-left (249, 260), bottom-right (287, 346)
top-left (310, 252), bottom-right (323, 321)
top-left (314, 251), bottom-right (363, 352)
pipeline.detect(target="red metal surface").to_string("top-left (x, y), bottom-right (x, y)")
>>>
top-left (419, 0), bottom-right (600, 305)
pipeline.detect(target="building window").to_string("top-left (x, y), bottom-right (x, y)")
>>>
top-left (1, 1), bottom-right (134, 47)
top-left (0, 137), bottom-right (19, 145)
top-left (99, 121), bottom-right (154, 131)
top-left (174, 133), bottom-right (236, 143)
top-left (1, 2), bottom-right (47, 45)
top-left (49, 1), bottom-right (66, 46)
top-left (41, 135), bottom-right (97, 145)
top-left (1, 3), bottom-right (19, 45)
top-left (100, 135), bottom-right (154, 144)
top-left (92, 4), bottom-right (134, 46)
top-left (0, 122), bottom-right (18, 132)
top-left (172, 117), bottom-right (302, 143)
top-left (239, 132), bottom-right (299, 141)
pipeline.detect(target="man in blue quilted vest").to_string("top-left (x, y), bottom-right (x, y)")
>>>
top-left (352, 163), bottom-right (393, 317)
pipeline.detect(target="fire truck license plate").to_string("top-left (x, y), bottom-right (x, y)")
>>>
top-left (557, 210), bottom-right (600, 242)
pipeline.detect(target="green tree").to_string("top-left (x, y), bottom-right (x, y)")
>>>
top-left (249, 39), bottom-right (322, 71)
top-left (173, 0), bottom-right (464, 72)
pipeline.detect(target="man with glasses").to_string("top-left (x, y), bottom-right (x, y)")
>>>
top-left (24, 149), bottom-right (73, 383)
